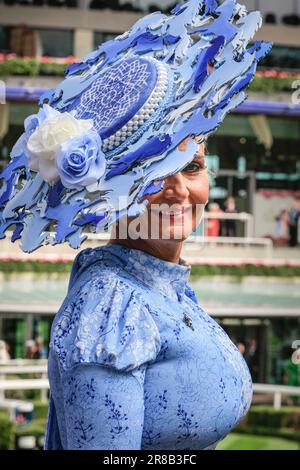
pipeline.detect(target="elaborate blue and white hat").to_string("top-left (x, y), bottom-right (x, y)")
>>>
top-left (0, 0), bottom-right (272, 252)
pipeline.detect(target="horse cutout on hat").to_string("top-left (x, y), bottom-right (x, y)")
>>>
top-left (0, 0), bottom-right (272, 252)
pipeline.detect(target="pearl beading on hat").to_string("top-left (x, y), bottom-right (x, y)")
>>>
top-left (102, 57), bottom-right (169, 153)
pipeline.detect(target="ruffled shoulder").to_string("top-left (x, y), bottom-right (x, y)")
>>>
top-left (50, 270), bottom-right (161, 372)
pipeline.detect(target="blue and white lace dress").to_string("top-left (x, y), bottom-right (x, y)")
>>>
top-left (44, 243), bottom-right (253, 450)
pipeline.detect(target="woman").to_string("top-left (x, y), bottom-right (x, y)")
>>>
top-left (206, 202), bottom-right (223, 238)
top-left (0, 340), bottom-right (10, 364)
top-left (223, 197), bottom-right (238, 238)
top-left (43, 138), bottom-right (253, 450)
top-left (0, 0), bottom-right (271, 451)
top-left (275, 209), bottom-right (290, 246)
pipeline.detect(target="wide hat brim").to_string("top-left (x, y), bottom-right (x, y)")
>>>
top-left (0, 0), bottom-right (272, 252)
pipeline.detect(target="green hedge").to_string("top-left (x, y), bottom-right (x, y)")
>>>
top-left (15, 418), bottom-right (46, 438)
top-left (33, 401), bottom-right (49, 420)
top-left (235, 406), bottom-right (300, 444)
top-left (1, 259), bottom-right (300, 278)
top-left (0, 411), bottom-right (15, 450)
top-left (235, 425), bottom-right (300, 444)
top-left (14, 418), bottom-right (46, 450)
top-left (0, 58), bottom-right (298, 93)
top-left (250, 75), bottom-right (298, 93)
top-left (247, 406), bottom-right (300, 429)
top-left (0, 58), bottom-right (66, 77)
top-left (0, 411), bottom-right (46, 450)
top-left (0, 260), bottom-right (71, 274)
top-left (190, 264), bottom-right (300, 278)
top-left (5, 389), bottom-right (42, 401)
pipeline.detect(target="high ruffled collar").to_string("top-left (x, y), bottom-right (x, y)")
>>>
top-left (76, 243), bottom-right (191, 301)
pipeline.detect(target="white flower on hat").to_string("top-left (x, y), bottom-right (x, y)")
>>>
top-left (26, 104), bottom-right (94, 185)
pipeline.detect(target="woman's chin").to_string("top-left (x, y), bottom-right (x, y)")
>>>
top-left (160, 223), bottom-right (194, 241)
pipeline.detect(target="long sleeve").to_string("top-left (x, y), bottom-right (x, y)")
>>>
top-left (61, 363), bottom-right (146, 450)
top-left (46, 269), bottom-right (161, 450)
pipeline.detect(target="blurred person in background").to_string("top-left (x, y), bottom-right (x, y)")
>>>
top-left (25, 339), bottom-right (37, 359)
top-left (289, 201), bottom-right (299, 247)
top-left (206, 202), bottom-right (223, 237)
top-left (236, 342), bottom-right (246, 357)
top-left (245, 339), bottom-right (259, 383)
top-left (222, 197), bottom-right (238, 237)
top-left (33, 337), bottom-right (48, 359)
top-left (282, 351), bottom-right (300, 406)
top-left (275, 209), bottom-right (289, 246)
top-left (0, 340), bottom-right (10, 363)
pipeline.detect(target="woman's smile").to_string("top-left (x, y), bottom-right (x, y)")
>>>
top-left (150, 205), bottom-right (193, 221)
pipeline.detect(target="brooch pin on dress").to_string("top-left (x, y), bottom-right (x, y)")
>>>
top-left (183, 313), bottom-right (194, 331)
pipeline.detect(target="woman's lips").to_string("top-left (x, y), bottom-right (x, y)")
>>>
top-left (150, 206), bottom-right (192, 220)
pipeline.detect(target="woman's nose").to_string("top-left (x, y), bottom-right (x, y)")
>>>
top-left (162, 172), bottom-right (189, 202)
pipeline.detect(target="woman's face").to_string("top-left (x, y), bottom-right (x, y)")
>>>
top-left (118, 141), bottom-right (209, 243)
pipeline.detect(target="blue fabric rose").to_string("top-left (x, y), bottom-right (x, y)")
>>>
top-left (56, 131), bottom-right (106, 190)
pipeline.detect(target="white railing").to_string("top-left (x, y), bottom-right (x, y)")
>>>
top-left (0, 379), bottom-right (50, 403)
top-left (0, 363), bottom-right (48, 402)
top-left (253, 383), bottom-right (300, 410)
top-left (0, 399), bottom-right (34, 420)
top-left (186, 235), bottom-right (274, 258)
top-left (0, 359), bottom-right (48, 365)
top-left (204, 212), bottom-right (255, 238)
top-left (0, 365), bottom-right (47, 374)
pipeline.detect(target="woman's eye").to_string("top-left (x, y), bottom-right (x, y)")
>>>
top-left (182, 161), bottom-right (207, 173)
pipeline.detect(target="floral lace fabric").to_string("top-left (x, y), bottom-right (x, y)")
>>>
top-left (44, 243), bottom-right (253, 450)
